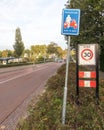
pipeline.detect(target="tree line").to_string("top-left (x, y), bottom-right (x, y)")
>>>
top-left (67, 0), bottom-right (104, 71)
top-left (0, 27), bottom-right (66, 63)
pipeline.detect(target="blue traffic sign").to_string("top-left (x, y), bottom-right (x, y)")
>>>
top-left (61, 9), bottom-right (80, 35)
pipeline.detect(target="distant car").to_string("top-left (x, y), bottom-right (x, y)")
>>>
top-left (57, 59), bottom-right (63, 63)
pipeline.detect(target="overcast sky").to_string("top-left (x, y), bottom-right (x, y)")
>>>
top-left (0, 0), bottom-right (67, 50)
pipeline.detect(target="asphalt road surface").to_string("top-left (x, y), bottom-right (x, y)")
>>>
top-left (0, 62), bottom-right (63, 125)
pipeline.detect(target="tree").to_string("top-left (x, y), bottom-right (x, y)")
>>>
top-left (47, 42), bottom-right (57, 55)
top-left (69, 0), bottom-right (104, 71)
top-left (23, 49), bottom-right (31, 62)
top-left (47, 42), bottom-right (64, 60)
top-left (6, 50), bottom-right (14, 57)
top-left (31, 45), bottom-right (47, 61)
top-left (13, 27), bottom-right (25, 58)
top-left (2, 50), bottom-right (8, 57)
top-left (0, 51), bottom-right (2, 57)
top-left (0, 50), bottom-right (14, 58)
top-left (24, 49), bottom-right (31, 57)
top-left (56, 46), bottom-right (64, 58)
top-left (31, 45), bottom-right (47, 56)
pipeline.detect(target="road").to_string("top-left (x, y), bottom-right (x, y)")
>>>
top-left (0, 62), bottom-right (62, 125)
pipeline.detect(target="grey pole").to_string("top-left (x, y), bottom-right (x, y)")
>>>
top-left (62, 36), bottom-right (70, 124)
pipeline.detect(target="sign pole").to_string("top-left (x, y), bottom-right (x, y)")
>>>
top-left (62, 36), bottom-right (70, 124)
top-left (76, 44), bottom-right (79, 104)
top-left (61, 6), bottom-right (80, 124)
top-left (95, 44), bottom-right (99, 104)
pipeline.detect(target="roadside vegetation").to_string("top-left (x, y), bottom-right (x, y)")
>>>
top-left (16, 63), bottom-right (104, 130)
top-left (70, 0), bottom-right (104, 71)
top-left (0, 42), bottom-right (66, 67)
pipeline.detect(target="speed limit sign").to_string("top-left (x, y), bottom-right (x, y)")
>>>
top-left (76, 44), bottom-right (99, 104)
top-left (78, 44), bottom-right (96, 65)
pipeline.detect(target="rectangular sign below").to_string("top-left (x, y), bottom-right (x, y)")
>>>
top-left (61, 9), bottom-right (80, 35)
top-left (79, 71), bottom-right (96, 78)
top-left (79, 80), bottom-right (96, 88)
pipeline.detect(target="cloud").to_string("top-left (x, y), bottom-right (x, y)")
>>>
top-left (0, 0), bottom-right (66, 50)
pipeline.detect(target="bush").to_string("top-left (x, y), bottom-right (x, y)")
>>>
top-left (16, 63), bottom-right (104, 130)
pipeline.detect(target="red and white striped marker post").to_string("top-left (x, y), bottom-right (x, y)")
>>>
top-left (79, 80), bottom-right (96, 88)
top-left (78, 71), bottom-right (96, 87)
top-left (79, 71), bottom-right (96, 78)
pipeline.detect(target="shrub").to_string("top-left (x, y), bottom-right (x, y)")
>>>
top-left (16, 63), bottom-right (104, 130)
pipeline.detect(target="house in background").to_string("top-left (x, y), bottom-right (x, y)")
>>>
top-left (0, 57), bottom-right (15, 65)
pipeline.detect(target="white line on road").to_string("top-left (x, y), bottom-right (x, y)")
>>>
top-left (0, 66), bottom-right (48, 85)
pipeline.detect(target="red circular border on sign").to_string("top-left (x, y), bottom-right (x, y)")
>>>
top-left (81, 49), bottom-right (93, 61)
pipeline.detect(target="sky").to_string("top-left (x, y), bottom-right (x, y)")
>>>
top-left (0, 0), bottom-right (67, 50)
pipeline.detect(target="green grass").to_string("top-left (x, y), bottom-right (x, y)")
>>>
top-left (16, 63), bottom-right (104, 130)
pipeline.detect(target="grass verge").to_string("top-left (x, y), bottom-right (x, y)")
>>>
top-left (16, 63), bottom-right (104, 130)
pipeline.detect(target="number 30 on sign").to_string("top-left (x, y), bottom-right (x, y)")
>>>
top-left (78, 44), bottom-right (96, 65)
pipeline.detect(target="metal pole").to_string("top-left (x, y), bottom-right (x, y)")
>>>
top-left (62, 36), bottom-right (70, 124)
top-left (95, 44), bottom-right (99, 104)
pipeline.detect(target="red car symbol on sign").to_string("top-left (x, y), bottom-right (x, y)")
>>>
top-left (64, 19), bottom-right (78, 29)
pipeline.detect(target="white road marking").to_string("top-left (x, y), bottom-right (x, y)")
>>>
top-left (0, 66), bottom-right (48, 85)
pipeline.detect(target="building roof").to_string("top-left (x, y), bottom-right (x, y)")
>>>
top-left (0, 57), bottom-right (15, 61)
